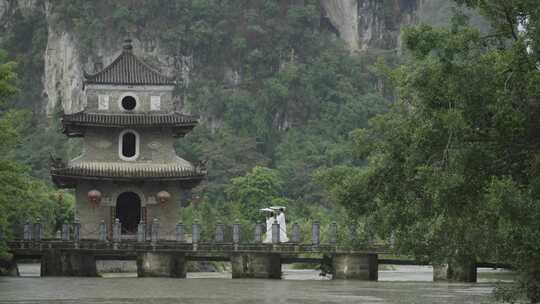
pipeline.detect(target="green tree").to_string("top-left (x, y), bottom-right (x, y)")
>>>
top-left (318, 3), bottom-right (540, 301)
top-left (0, 50), bottom-right (17, 110)
top-left (226, 166), bottom-right (284, 222)
top-left (0, 53), bottom-right (74, 258)
top-left (0, 51), bottom-right (19, 164)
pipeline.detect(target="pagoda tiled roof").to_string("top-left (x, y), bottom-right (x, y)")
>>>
top-left (51, 161), bottom-right (206, 188)
top-left (61, 111), bottom-right (198, 137)
top-left (84, 40), bottom-right (175, 86)
top-left (63, 111), bottom-right (197, 127)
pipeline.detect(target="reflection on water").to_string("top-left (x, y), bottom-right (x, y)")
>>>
top-left (1, 263), bottom-right (508, 304)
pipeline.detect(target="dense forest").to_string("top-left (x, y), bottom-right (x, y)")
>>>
top-left (0, 0), bottom-right (539, 302)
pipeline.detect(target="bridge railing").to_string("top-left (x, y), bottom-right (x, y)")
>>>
top-left (5, 218), bottom-right (380, 250)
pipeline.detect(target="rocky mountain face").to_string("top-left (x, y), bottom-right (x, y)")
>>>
top-left (42, 3), bottom-right (179, 116)
top-left (321, 0), bottom-right (418, 52)
top-left (0, 0), bottom-right (433, 116)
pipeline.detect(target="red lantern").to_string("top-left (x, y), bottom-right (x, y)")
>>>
top-left (88, 190), bottom-right (102, 207)
top-left (157, 191), bottom-right (171, 205)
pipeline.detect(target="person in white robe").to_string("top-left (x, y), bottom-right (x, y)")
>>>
top-left (277, 208), bottom-right (289, 242)
top-left (263, 212), bottom-right (275, 243)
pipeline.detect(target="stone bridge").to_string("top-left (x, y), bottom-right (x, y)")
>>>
top-left (4, 219), bottom-right (506, 281)
top-left (8, 240), bottom-right (381, 279)
top-left (5, 219), bottom-right (383, 280)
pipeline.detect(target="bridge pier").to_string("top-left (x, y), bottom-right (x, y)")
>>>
top-left (332, 253), bottom-right (378, 281)
top-left (136, 252), bottom-right (186, 278)
top-left (433, 259), bottom-right (477, 282)
top-left (0, 257), bottom-right (19, 276)
top-left (231, 253), bottom-right (281, 279)
top-left (41, 250), bottom-right (98, 277)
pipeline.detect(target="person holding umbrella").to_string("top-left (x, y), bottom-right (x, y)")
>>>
top-left (270, 206), bottom-right (289, 243)
top-left (260, 208), bottom-right (275, 243)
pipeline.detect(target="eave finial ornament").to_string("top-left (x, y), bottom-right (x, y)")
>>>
top-left (49, 154), bottom-right (66, 170)
top-left (195, 159), bottom-right (208, 173)
top-left (123, 38), bottom-right (133, 52)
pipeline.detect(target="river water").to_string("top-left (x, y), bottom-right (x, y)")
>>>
top-left (0, 264), bottom-right (510, 303)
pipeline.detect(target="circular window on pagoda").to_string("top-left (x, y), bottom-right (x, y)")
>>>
top-left (121, 95), bottom-right (137, 110)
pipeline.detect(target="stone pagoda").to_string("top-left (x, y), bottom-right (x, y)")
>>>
top-left (50, 39), bottom-right (205, 239)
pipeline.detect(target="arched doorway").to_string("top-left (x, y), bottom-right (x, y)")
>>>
top-left (116, 192), bottom-right (141, 234)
